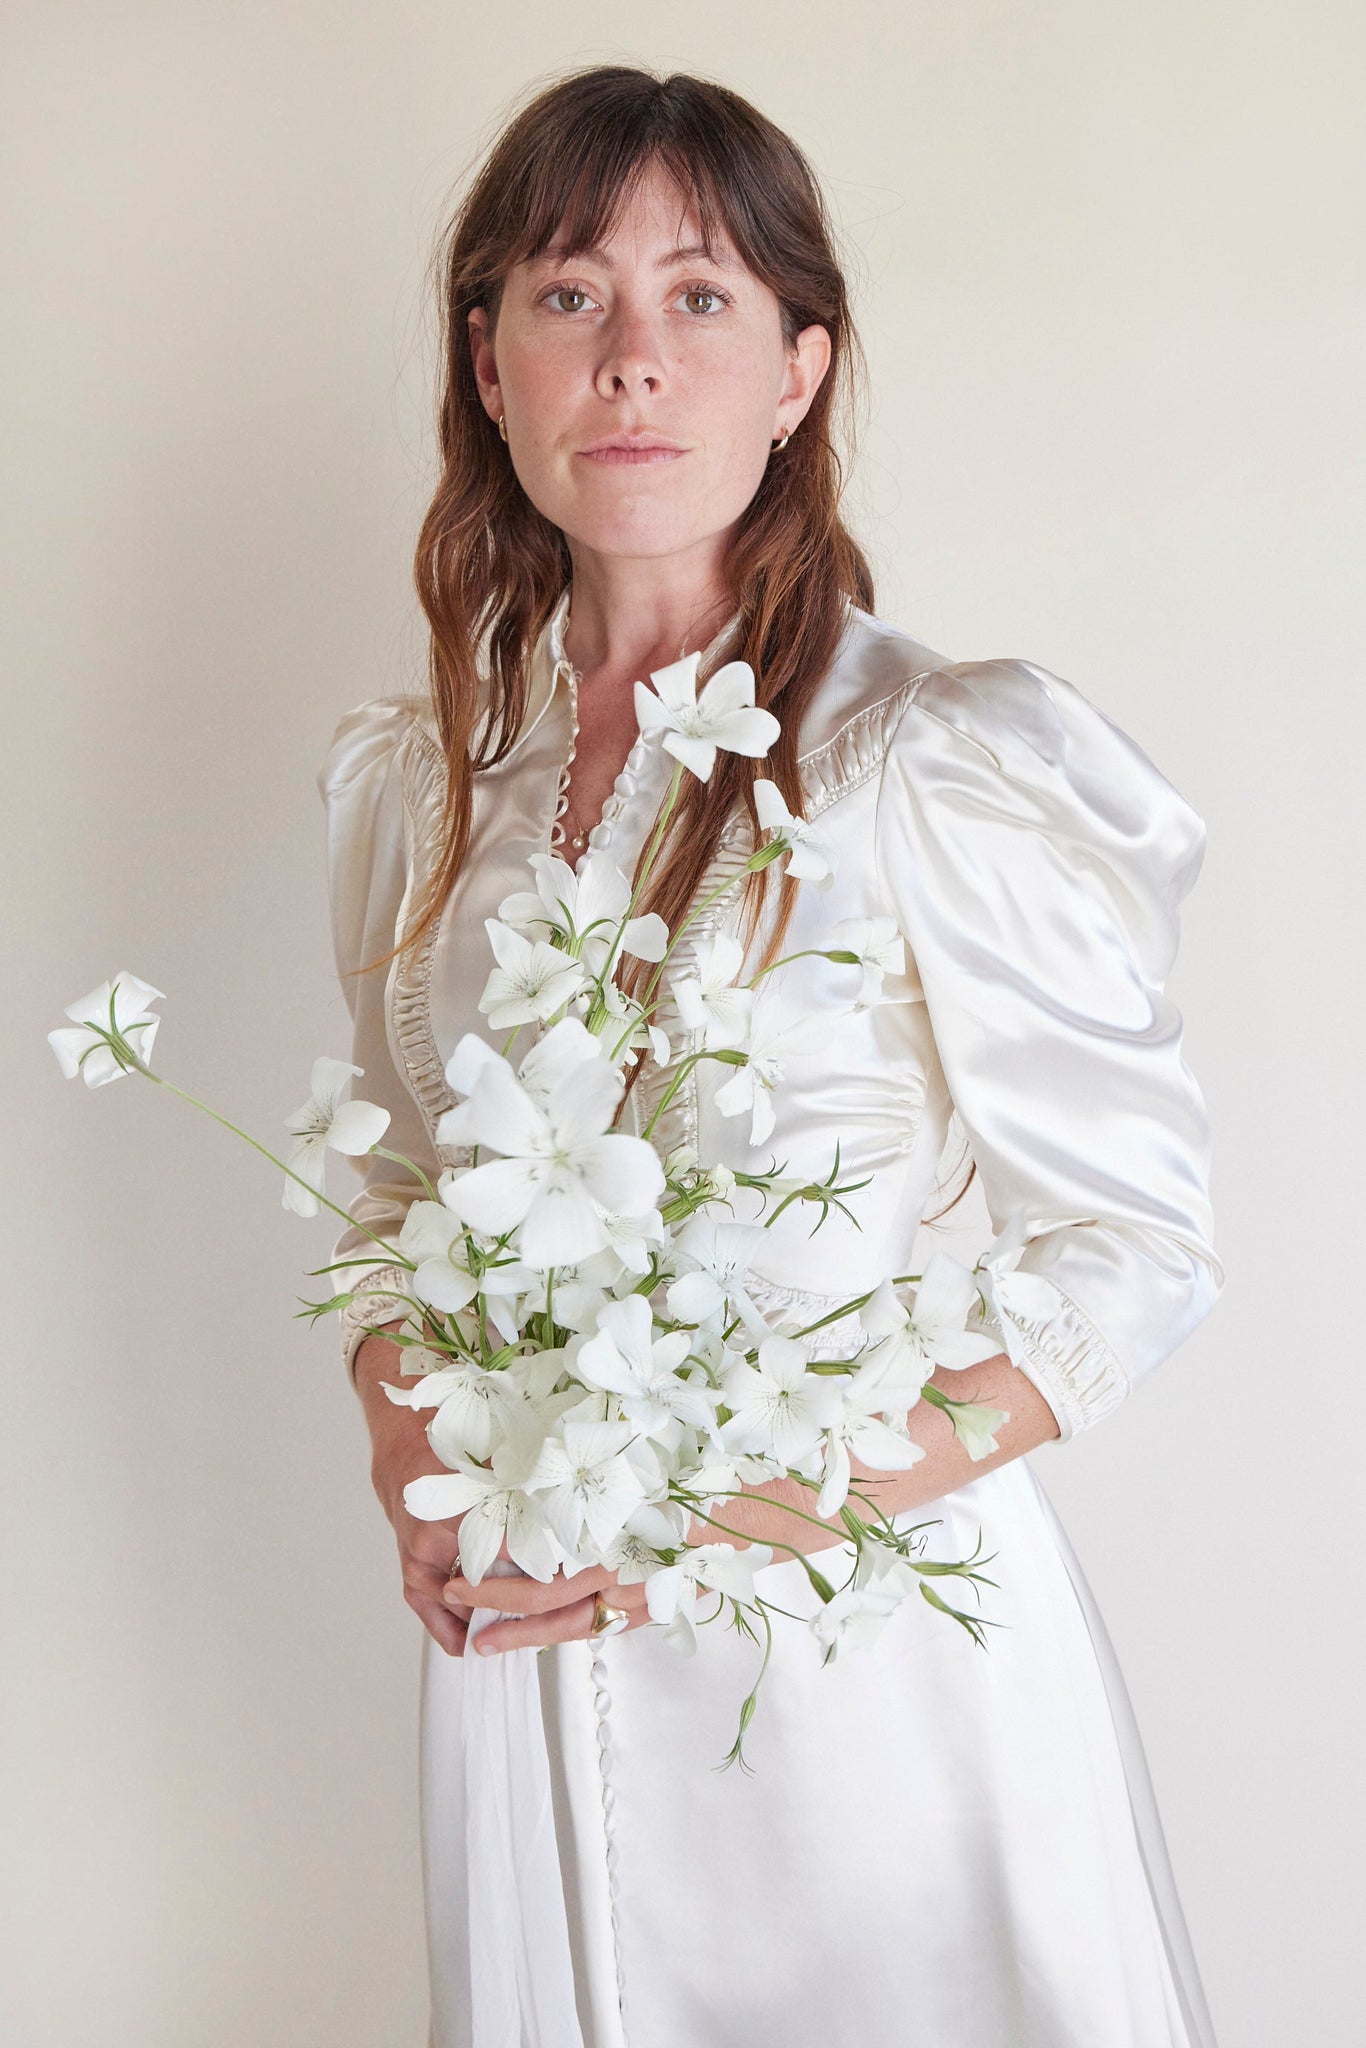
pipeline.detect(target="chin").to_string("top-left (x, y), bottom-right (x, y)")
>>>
top-left (557, 504), bottom-right (705, 559)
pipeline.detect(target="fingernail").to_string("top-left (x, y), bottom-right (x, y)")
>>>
top-left (476, 1637), bottom-right (497, 1655)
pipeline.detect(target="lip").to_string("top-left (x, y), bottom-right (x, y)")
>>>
top-left (578, 431), bottom-right (689, 462)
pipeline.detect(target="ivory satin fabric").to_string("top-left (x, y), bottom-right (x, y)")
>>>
top-left (318, 589), bottom-right (1225, 2047)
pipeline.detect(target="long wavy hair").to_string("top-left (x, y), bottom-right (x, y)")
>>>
top-left (364, 62), bottom-right (975, 1221)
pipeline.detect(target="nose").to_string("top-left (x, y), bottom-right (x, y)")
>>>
top-left (593, 307), bottom-right (666, 399)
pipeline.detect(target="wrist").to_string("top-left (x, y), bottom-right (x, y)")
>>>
top-left (353, 1321), bottom-right (415, 1432)
top-left (686, 1472), bottom-right (843, 1559)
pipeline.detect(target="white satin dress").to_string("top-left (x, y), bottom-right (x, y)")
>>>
top-left (318, 586), bottom-right (1225, 2048)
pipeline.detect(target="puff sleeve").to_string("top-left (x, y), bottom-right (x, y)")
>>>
top-left (317, 699), bottom-right (437, 1388)
top-left (874, 659), bottom-right (1224, 1442)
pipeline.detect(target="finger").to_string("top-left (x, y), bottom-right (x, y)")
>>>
top-left (403, 1556), bottom-right (473, 1623)
top-left (444, 1564), bottom-right (613, 1616)
top-left (474, 1584), bottom-right (649, 1656)
top-left (406, 1586), bottom-right (469, 1657)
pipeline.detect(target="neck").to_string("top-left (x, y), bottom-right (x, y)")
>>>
top-left (558, 546), bottom-right (735, 683)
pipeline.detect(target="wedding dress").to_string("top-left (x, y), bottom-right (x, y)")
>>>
top-left (318, 586), bottom-right (1225, 2048)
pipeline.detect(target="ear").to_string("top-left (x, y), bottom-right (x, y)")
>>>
top-left (467, 305), bottom-right (504, 426)
top-left (778, 322), bottom-right (833, 431)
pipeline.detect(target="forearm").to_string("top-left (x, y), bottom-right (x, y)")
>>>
top-left (686, 1351), bottom-right (1062, 1558)
top-left (352, 1319), bottom-right (417, 1448)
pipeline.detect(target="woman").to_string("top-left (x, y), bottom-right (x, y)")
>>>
top-left (318, 65), bottom-right (1224, 2048)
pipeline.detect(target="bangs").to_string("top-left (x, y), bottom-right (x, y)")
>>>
top-left (495, 124), bottom-right (750, 288)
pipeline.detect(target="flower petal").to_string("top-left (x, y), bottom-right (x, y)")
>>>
top-left (693, 661), bottom-right (756, 717)
top-left (455, 1060), bottom-right (549, 1158)
top-left (621, 912), bottom-right (669, 961)
top-left (710, 705), bottom-right (780, 757)
top-left (446, 1155), bottom-right (543, 1236)
top-left (402, 1470), bottom-right (489, 1521)
top-left (573, 1132), bottom-right (666, 1217)
top-left (518, 1184), bottom-right (609, 1268)
top-left (662, 732), bottom-right (718, 781)
top-left (326, 1098), bottom-right (391, 1155)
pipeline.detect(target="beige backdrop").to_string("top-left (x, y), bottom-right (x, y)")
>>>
top-left (4, 5), bottom-right (1360, 2044)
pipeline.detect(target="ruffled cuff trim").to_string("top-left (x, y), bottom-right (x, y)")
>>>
top-left (976, 1279), bottom-right (1131, 1443)
top-left (338, 1264), bottom-right (414, 1388)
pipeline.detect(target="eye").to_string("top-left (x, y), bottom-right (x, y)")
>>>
top-left (675, 281), bottom-right (733, 316)
top-left (541, 283), bottom-right (599, 315)
top-left (538, 279), bottom-right (734, 317)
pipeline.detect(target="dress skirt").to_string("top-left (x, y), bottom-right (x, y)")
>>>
top-left (416, 1456), bottom-right (1219, 2048)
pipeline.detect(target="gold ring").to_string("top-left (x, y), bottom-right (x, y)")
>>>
top-left (589, 1591), bottom-right (630, 1638)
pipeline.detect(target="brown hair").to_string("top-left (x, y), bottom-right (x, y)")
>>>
top-left (366, 62), bottom-right (974, 1222)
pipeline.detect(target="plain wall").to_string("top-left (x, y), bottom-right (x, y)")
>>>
top-left (3, 5), bottom-right (1360, 2043)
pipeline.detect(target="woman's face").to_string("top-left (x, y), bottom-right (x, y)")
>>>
top-left (468, 160), bottom-right (831, 569)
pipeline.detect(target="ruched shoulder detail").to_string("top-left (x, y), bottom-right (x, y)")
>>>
top-left (388, 722), bottom-right (460, 1141)
top-left (797, 664), bottom-right (941, 818)
top-left (874, 657), bottom-right (1224, 1440)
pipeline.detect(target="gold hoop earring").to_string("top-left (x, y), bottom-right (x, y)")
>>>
top-left (771, 425), bottom-right (792, 451)
top-left (497, 413), bottom-right (508, 442)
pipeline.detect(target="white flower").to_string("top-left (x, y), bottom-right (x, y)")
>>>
top-left (643, 1540), bottom-right (774, 1652)
top-left (520, 1416), bottom-right (652, 1555)
top-left (425, 1368), bottom-right (540, 1468)
top-left (814, 1354), bottom-right (928, 1518)
top-left (498, 852), bottom-right (668, 976)
top-left (666, 1215), bottom-right (767, 1326)
top-left (477, 919), bottom-right (585, 1029)
top-left (718, 1334), bottom-right (846, 1467)
top-left (591, 982), bottom-right (671, 1067)
top-left (541, 1269), bottom-right (613, 1335)
top-left (596, 1504), bottom-right (682, 1584)
top-left (48, 971), bottom-right (165, 1086)
top-left (633, 650), bottom-right (780, 782)
top-left (576, 1296), bottom-right (719, 1445)
top-left (753, 779), bottom-right (837, 888)
top-left (405, 1442), bottom-right (563, 1585)
top-left (393, 1200), bottom-right (531, 1320)
top-left (810, 1583), bottom-right (905, 1664)
top-left (380, 1356), bottom-right (530, 1465)
top-left (671, 932), bottom-right (753, 1049)
top-left (711, 1007), bottom-right (833, 1148)
top-left (852, 1545), bottom-right (925, 1599)
top-left (591, 1205), bottom-right (668, 1278)
top-left (856, 1253), bottom-right (1005, 1399)
top-left (440, 1015), bottom-right (603, 1143)
top-left (828, 915), bottom-right (906, 1007)
top-left (943, 1399), bottom-right (1011, 1460)
top-left (394, 1201), bottom-right (478, 1312)
top-left (280, 1056), bottom-right (391, 1217)
top-left (441, 1019), bottom-right (665, 1266)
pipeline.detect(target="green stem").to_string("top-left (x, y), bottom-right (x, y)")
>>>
top-left (129, 1060), bottom-right (417, 1266)
top-left (639, 1048), bottom-right (743, 1144)
top-left (372, 1145), bottom-right (439, 1204)
top-left (634, 860), bottom-right (756, 1017)
top-left (789, 1271), bottom-right (923, 1339)
top-left (747, 947), bottom-right (835, 987)
top-left (583, 760), bottom-right (686, 1018)
top-left (683, 1486), bottom-right (864, 1552)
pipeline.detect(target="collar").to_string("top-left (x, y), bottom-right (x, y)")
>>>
top-left (536, 585), bottom-right (746, 737)
top-left (458, 585), bottom-right (748, 761)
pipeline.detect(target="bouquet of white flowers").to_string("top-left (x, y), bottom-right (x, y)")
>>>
top-left (49, 645), bottom-right (1015, 1771)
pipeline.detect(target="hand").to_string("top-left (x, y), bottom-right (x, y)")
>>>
top-left (443, 1560), bottom-right (653, 1655)
top-left (354, 1327), bottom-right (479, 1658)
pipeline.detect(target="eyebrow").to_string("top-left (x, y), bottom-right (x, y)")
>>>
top-left (541, 239), bottom-right (739, 271)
